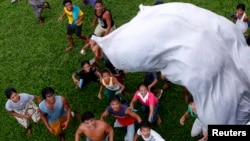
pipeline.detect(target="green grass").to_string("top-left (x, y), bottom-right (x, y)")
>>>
top-left (0, 0), bottom-right (249, 140)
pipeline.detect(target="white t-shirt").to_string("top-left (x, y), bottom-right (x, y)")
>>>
top-left (5, 93), bottom-right (34, 111)
top-left (137, 128), bottom-right (165, 141)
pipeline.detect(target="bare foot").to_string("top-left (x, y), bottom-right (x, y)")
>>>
top-left (66, 46), bottom-right (74, 51)
top-left (39, 17), bottom-right (45, 24)
top-left (97, 94), bottom-right (102, 100)
top-left (60, 133), bottom-right (65, 141)
top-left (25, 126), bottom-right (32, 136)
top-left (157, 115), bottom-right (162, 125)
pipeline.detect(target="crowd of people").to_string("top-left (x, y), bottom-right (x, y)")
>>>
top-left (6, 0), bottom-right (250, 141)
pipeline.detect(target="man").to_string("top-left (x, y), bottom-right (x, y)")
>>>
top-left (28, 0), bottom-right (51, 24)
top-left (5, 87), bottom-right (41, 136)
top-left (39, 87), bottom-right (72, 141)
top-left (72, 60), bottom-right (101, 90)
top-left (90, 0), bottom-right (116, 37)
top-left (100, 95), bottom-right (142, 141)
top-left (58, 0), bottom-right (88, 51)
top-left (75, 111), bottom-right (114, 141)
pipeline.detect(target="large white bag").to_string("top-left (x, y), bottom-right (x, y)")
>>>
top-left (92, 2), bottom-right (250, 126)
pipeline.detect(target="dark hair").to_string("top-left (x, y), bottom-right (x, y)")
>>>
top-left (137, 82), bottom-right (148, 90)
top-left (246, 35), bottom-right (250, 46)
top-left (88, 33), bottom-right (96, 38)
top-left (187, 94), bottom-right (194, 104)
top-left (100, 69), bottom-right (110, 76)
top-left (109, 95), bottom-right (121, 104)
top-left (62, 0), bottom-right (72, 6)
top-left (41, 87), bottom-right (55, 99)
top-left (5, 87), bottom-right (17, 99)
top-left (95, 0), bottom-right (103, 5)
top-left (81, 111), bottom-right (95, 122)
top-left (81, 60), bottom-right (90, 67)
top-left (236, 3), bottom-right (245, 11)
top-left (139, 120), bottom-right (151, 129)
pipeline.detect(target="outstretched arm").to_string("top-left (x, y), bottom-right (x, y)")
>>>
top-left (72, 72), bottom-right (79, 87)
top-left (75, 125), bottom-right (83, 141)
top-left (100, 109), bottom-right (109, 121)
top-left (113, 77), bottom-right (125, 94)
top-left (39, 109), bottom-right (55, 134)
top-left (125, 108), bottom-right (142, 123)
top-left (180, 111), bottom-right (189, 126)
top-left (8, 111), bottom-right (31, 119)
top-left (58, 12), bottom-right (66, 22)
top-left (105, 123), bottom-right (114, 141)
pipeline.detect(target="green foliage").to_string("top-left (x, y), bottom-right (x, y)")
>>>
top-left (0, 0), bottom-right (249, 141)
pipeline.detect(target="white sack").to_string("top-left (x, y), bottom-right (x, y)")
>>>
top-left (91, 2), bottom-right (250, 126)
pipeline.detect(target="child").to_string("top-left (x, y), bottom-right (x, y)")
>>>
top-left (129, 83), bottom-right (161, 125)
top-left (179, 94), bottom-right (208, 141)
top-left (232, 3), bottom-right (249, 34)
top-left (72, 60), bottom-right (101, 89)
top-left (5, 87), bottom-right (41, 136)
top-left (98, 69), bottom-right (125, 100)
top-left (58, 0), bottom-right (88, 51)
top-left (134, 120), bottom-right (165, 141)
top-left (100, 95), bottom-right (142, 141)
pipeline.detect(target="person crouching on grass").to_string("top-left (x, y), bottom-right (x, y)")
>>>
top-left (100, 95), bottom-right (142, 141)
top-left (129, 83), bottom-right (161, 125)
top-left (39, 87), bottom-right (73, 141)
top-left (58, 0), bottom-right (88, 51)
top-left (5, 87), bottom-right (42, 136)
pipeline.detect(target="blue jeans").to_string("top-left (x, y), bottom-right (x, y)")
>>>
top-left (114, 120), bottom-right (135, 141)
top-left (141, 103), bottom-right (159, 122)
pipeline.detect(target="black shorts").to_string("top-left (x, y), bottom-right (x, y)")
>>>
top-left (67, 24), bottom-right (82, 36)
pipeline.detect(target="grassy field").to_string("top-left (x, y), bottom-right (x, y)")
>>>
top-left (0, 0), bottom-right (249, 141)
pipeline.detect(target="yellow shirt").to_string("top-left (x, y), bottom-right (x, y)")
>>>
top-left (64, 7), bottom-right (84, 25)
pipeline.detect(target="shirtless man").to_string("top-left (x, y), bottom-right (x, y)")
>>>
top-left (75, 111), bottom-right (114, 141)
